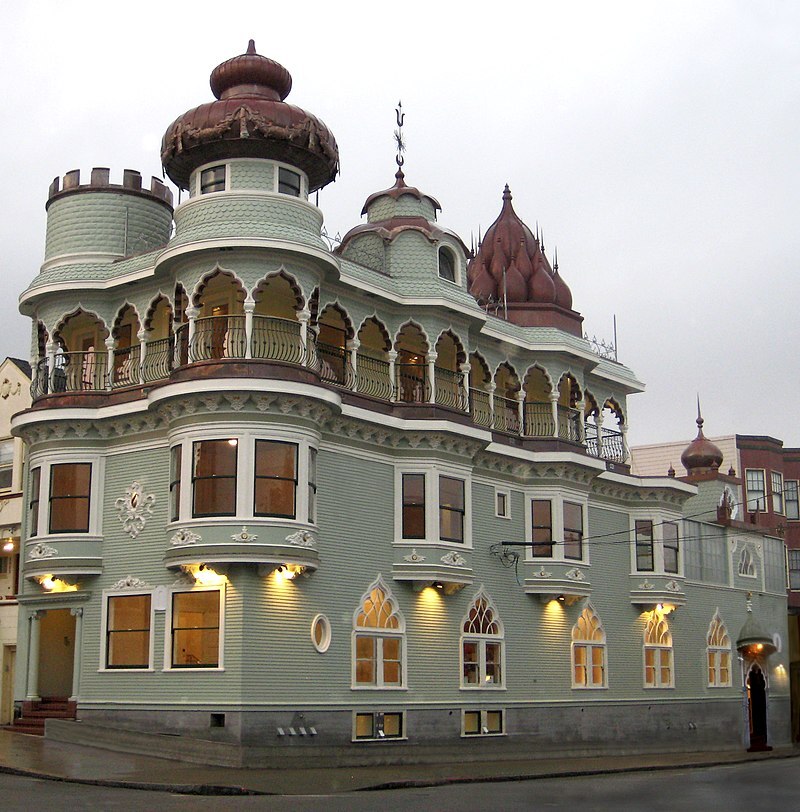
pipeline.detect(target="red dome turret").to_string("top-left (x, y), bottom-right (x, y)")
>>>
top-left (680, 404), bottom-right (724, 475)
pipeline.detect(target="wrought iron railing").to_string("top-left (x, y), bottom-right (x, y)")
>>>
top-left (493, 394), bottom-right (520, 434)
top-left (355, 353), bottom-right (393, 400)
top-left (190, 315), bottom-right (246, 361)
top-left (469, 388), bottom-right (492, 428)
top-left (434, 368), bottom-right (467, 410)
top-left (142, 337), bottom-right (174, 383)
top-left (30, 358), bottom-right (49, 399)
top-left (524, 402), bottom-right (554, 437)
top-left (557, 405), bottom-right (582, 442)
top-left (396, 363), bottom-right (430, 404)
top-left (318, 341), bottom-right (349, 386)
top-left (584, 423), bottom-right (626, 463)
top-left (251, 316), bottom-right (306, 365)
top-left (174, 324), bottom-right (189, 367)
top-left (50, 351), bottom-right (109, 393)
top-left (111, 344), bottom-right (141, 388)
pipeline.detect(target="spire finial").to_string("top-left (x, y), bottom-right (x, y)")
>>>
top-left (553, 246), bottom-right (559, 273)
top-left (394, 100), bottom-right (406, 170)
top-left (502, 184), bottom-right (512, 202)
top-left (246, 39), bottom-right (256, 55)
top-left (696, 394), bottom-right (704, 433)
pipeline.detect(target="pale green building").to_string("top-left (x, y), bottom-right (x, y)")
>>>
top-left (9, 42), bottom-right (789, 764)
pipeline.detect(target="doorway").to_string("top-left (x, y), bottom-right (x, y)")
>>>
top-left (747, 663), bottom-right (771, 751)
top-left (37, 609), bottom-right (75, 698)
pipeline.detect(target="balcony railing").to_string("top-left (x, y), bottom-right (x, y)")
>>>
top-left (111, 344), bottom-right (141, 388)
top-left (318, 342), bottom-right (350, 387)
top-left (47, 351), bottom-right (109, 393)
top-left (396, 363), bottom-right (430, 404)
top-left (493, 394), bottom-right (520, 434)
top-left (469, 388), bottom-right (492, 428)
top-left (142, 337), bottom-right (174, 383)
top-left (251, 315), bottom-right (305, 365)
top-left (355, 353), bottom-right (393, 400)
top-left (557, 405), bottom-right (582, 442)
top-left (191, 315), bottom-right (247, 361)
top-left (524, 402), bottom-right (554, 437)
top-left (585, 423), bottom-right (626, 463)
top-left (434, 368), bottom-right (467, 411)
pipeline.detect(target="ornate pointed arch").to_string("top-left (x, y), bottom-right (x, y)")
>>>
top-left (434, 329), bottom-right (466, 369)
top-left (353, 575), bottom-right (405, 631)
top-left (572, 603), bottom-right (605, 643)
top-left (357, 315), bottom-right (391, 354)
top-left (572, 603), bottom-right (607, 688)
top-left (192, 266), bottom-right (246, 310)
top-left (252, 269), bottom-right (306, 317)
top-left (394, 320), bottom-right (430, 355)
top-left (462, 588), bottom-right (503, 637)
top-left (644, 613), bottom-right (672, 647)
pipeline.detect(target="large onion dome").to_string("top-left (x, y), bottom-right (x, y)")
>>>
top-left (467, 186), bottom-right (581, 334)
top-left (680, 406), bottom-right (723, 475)
top-left (161, 40), bottom-right (339, 191)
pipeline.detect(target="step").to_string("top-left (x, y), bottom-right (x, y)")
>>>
top-left (6, 725), bottom-right (45, 736)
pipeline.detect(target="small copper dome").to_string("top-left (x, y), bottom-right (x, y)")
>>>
top-left (467, 186), bottom-right (581, 333)
top-left (680, 406), bottom-right (723, 474)
top-left (161, 40), bottom-right (339, 191)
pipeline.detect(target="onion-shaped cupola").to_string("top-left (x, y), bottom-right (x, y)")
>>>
top-left (161, 40), bottom-right (339, 191)
top-left (680, 403), bottom-right (723, 476)
top-left (467, 186), bottom-right (582, 334)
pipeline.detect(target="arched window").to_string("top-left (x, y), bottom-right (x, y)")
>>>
top-left (353, 577), bottom-right (405, 688)
top-left (438, 246), bottom-right (457, 283)
top-left (572, 605), bottom-right (606, 688)
top-left (644, 612), bottom-right (673, 688)
top-left (461, 590), bottom-right (504, 688)
top-left (738, 546), bottom-right (757, 578)
top-left (707, 610), bottom-right (731, 687)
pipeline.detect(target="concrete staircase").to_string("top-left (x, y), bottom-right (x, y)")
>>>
top-left (6, 698), bottom-right (77, 736)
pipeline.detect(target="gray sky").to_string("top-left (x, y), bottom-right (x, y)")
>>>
top-left (2, 1), bottom-right (798, 447)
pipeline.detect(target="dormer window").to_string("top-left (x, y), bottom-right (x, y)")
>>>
top-left (438, 247), bottom-right (457, 283)
top-left (200, 165), bottom-right (226, 194)
top-left (278, 167), bottom-right (302, 197)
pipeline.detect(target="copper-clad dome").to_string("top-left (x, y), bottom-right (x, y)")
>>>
top-left (161, 40), bottom-right (339, 191)
top-left (680, 406), bottom-right (723, 474)
top-left (467, 186), bottom-right (581, 333)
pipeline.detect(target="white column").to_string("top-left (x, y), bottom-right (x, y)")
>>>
top-left (388, 350), bottom-right (398, 402)
top-left (426, 352), bottom-right (438, 404)
top-left (459, 362), bottom-right (471, 412)
top-left (595, 410), bottom-right (604, 458)
top-left (550, 392), bottom-right (560, 439)
top-left (105, 336), bottom-right (115, 391)
top-left (26, 611), bottom-right (41, 701)
top-left (621, 423), bottom-right (630, 464)
top-left (69, 607), bottom-right (83, 702)
top-left (346, 338), bottom-right (359, 391)
top-left (244, 298), bottom-right (255, 360)
top-left (576, 399), bottom-right (586, 443)
top-left (137, 328), bottom-right (148, 384)
top-left (516, 391), bottom-right (525, 436)
top-left (298, 308), bottom-right (311, 366)
top-left (186, 306), bottom-right (199, 363)
top-left (487, 381), bottom-right (496, 429)
top-left (46, 340), bottom-right (56, 393)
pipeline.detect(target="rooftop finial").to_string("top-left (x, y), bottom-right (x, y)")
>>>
top-left (553, 246), bottom-right (559, 273)
top-left (246, 39), bottom-right (256, 55)
top-left (696, 394), bottom-right (704, 432)
top-left (394, 100), bottom-right (406, 170)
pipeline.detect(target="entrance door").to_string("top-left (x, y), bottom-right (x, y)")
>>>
top-left (37, 609), bottom-right (75, 699)
top-left (1, 646), bottom-right (15, 724)
top-left (747, 664), bottom-right (771, 751)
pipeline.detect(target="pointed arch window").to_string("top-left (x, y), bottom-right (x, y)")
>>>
top-left (707, 611), bottom-right (732, 688)
top-left (571, 605), bottom-right (607, 688)
top-left (644, 612), bottom-right (673, 688)
top-left (353, 577), bottom-right (405, 688)
top-left (738, 546), bottom-right (757, 578)
top-left (461, 590), bottom-right (504, 688)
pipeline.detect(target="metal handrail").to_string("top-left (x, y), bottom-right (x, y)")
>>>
top-left (557, 405), bottom-right (582, 442)
top-left (396, 362), bottom-right (429, 404)
top-left (111, 344), bottom-right (141, 388)
top-left (469, 388), bottom-right (492, 428)
top-left (318, 341), bottom-right (349, 386)
top-left (142, 336), bottom-right (174, 383)
top-left (50, 351), bottom-right (108, 393)
top-left (251, 315), bottom-right (305, 365)
top-left (585, 423), bottom-right (626, 463)
top-left (434, 367), bottom-right (467, 410)
top-left (355, 353), bottom-right (393, 400)
top-left (524, 402), bottom-right (555, 437)
top-left (493, 394), bottom-right (520, 434)
top-left (190, 315), bottom-right (247, 361)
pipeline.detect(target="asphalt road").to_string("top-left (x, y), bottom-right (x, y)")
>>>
top-left (1, 758), bottom-right (798, 811)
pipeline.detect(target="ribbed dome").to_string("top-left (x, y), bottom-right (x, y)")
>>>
top-left (161, 40), bottom-right (339, 191)
top-left (680, 407), bottom-right (723, 474)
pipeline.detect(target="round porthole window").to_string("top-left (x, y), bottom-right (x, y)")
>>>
top-left (311, 614), bottom-right (331, 653)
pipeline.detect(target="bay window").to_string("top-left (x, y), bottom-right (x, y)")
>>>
top-left (527, 495), bottom-right (587, 562)
top-left (401, 474), bottom-right (425, 539)
top-left (439, 476), bottom-right (465, 543)
top-left (192, 439), bottom-right (237, 517)
top-left (531, 500), bottom-right (553, 557)
top-left (49, 462), bottom-right (91, 533)
top-left (254, 440), bottom-right (297, 518)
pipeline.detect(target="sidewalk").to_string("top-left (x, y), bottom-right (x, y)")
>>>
top-left (0, 730), bottom-right (796, 796)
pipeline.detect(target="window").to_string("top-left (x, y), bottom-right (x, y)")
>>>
top-left (402, 474), bottom-right (425, 539)
top-left (106, 593), bottom-right (152, 669)
top-left (771, 471), bottom-right (784, 514)
top-left (786, 480), bottom-right (799, 521)
top-left (254, 440), bottom-right (297, 518)
top-left (353, 577), bottom-right (404, 688)
top-left (788, 550), bottom-right (800, 590)
top-left (531, 500), bottom-right (553, 557)
top-left (354, 711), bottom-right (404, 740)
top-left (563, 502), bottom-right (583, 560)
top-left (438, 247), bottom-right (456, 283)
top-left (171, 589), bottom-right (221, 668)
top-left (0, 439), bottom-right (13, 490)
top-left (278, 167), bottom-right (301, 197)
top-left (644, 612), bottom-right (673, 688)
top-left (439, 476), bottom-right (465, 543)
top-left (738, 546), bottom-right (757, 578)
top-left (169, 446), bottom-right (181, 523)
top-left (572, 605), bottom-right (606, 688)
top-left (635, 520), bottom-right (654, 571)
top-left (311, 614), bottom-right (331, 653)
top-left (200, 165), bottom-right (226, 194)
top-left (192, 439), bottom-right (237, 517)
top-left (49, 463), bottom-right (91, 533)
top-left (308, 447), bottom-right (317, 523)
top-left (707, 611), bottom-right (731, 688)
top-left (29, 467), bottom-right (40, 538)
top-left (461, 591), bottom-right (503, 688)
top-left (745, 469), bottom-right (766, 512)
top-left (663, 522), bottom-right (679, 574)
top-left (495, 489), bottom-right (509, 518)
top-left (463, 709), bottom-right (504, 736)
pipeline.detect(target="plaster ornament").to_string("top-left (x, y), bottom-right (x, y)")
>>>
top-left (286, 530), bottom-right (316, 548)
top-left (0, 379), bottom-right (20, 399)
top-left (403, 549), bottom-right (425, 563)
top-left (440, 551), bottom-right (466, 567)
top-left (232, 526), bottom-right (258, 543)
top-left (533, 566), bottom-right (553, 578)
top-left (115, 482), bottom-right (156, 539)
top-left (28, 543), bottom-right (58, 560)
top-left (638, 580), bottom-right (655, 590)
top-left (665, 580), bottom-right (682, 593)
top-left (112, 575), bottom-right (150, 590)
top-left (565, 568), bottom-right (586, 581)
top-left (170, 528), bottom-right (201, 546)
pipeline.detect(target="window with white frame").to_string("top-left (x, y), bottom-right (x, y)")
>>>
top-left (28, 467), bottom-right (40, 538)
top-left (104, 592), bottom-right (153, 670)
top-left (632, 516), bottom-right (681, 575)
top-left (745, 469), bottom-right (766, 512)
top-left (463, 709), bottom-right (504, 736)
top-left (643, 612), bottom-right (673, 688)
top-left (353, 577), bottom-right (405, 688)
top-left (706, 610), bottom-right (731, 687)
top-left (635, 519), bottom-right (654, 571)
top-left (278, 166), bottom-right (302, 197)
top-left (771, 471), bottom-right (784, 515)
top-left (495, 488), bottom-right (510, 519)
top-left (0, 439), bottom-right (13, 491)
top-left (438, 247), bottom-right (457, 283)
top-left (307, 447), bottom-right (317, 524)
top-left (200, 165), bottom-right (226, 194)
top-left (788, 549), bottom-right (800, 590)
top-left (572, 605), bottom-right (606, 688)
top-left (527, 494), bottom-right (587, 562)
top-left (254, 440), bottom-right (297, 518)
top-left (192, 439), bottom-right (237, 517)
top-left (461, 590), bottom-right (504, 688)
top-left (169, 446), bottom-right (181, 523)
top-left (397, 466), bottom-right (471, 545)
top-left (785, 480), bottom-right (799, 521)
top-left (663, 522), bottom-right (680, 575)
top-left (169, 588), bottom-right (222, 669)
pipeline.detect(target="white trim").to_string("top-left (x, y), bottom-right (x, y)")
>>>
top-left (524, 486), bottom-right (589, 564)
top-left (570, 603), bottom-right (608, 689)
top-left (163, 583), bottom-right (225, 672)
top-left (643, 611), bottom-right (674, 689)
top-left (628, 509), bottom-right (684, 577)
top-left (459, 588), bottom-right (505, 690)
top-left (494, 487), bottom-right (511, 519)
top-left (99, 588), bottom-right (156, 673)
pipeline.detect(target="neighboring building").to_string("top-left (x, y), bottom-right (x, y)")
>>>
top-left (9, 43), bottom-right (789, 762)
top-left (0, 358), bottom-right (31, 725)
top-left (633, 429), bottom-right (800, 740)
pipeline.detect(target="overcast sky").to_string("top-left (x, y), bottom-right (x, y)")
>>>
top-left (1, 1), bottom-right (798, 448)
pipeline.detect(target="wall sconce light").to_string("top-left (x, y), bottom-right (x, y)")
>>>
top-left (2, 539), bottom-right (14, 553)
top-left (37, 575), bottom-right (77, 593)
top-left (183, 563), bottom-right (226, 586)
top-left (276, 564), bottom-right (304, 581)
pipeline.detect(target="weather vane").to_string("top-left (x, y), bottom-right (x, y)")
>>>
top-left (394, 100), bottom-right (405, 168)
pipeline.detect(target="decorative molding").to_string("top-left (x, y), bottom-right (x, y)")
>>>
top-left (286, 530), bottom-right (316, 548)
top-left (28, 543), bottom-right (58, 560)
top-left (565, 568), bottom-right (586, 582)
top-left (533, 566), bottom-right (553, 578)
top-left (638, 579), bottom-right (655, 590)
top-left (170, 528), bottom-right (201, 546)
top-left (440, 551), bottom-right (467, 567)
top-left (665, 579), bottom-right (682, 593)
top-left (115, 481), bottom-right (156, 539)
top-left (231, 526), bottom-right (258, 543)
top-left (403, 548), bottom-right (425, 563)
top-left (70, 607), bottom-right (83, 617)
top-left (112, 575), bottom-right (150, 590)
top-left (0, 379), bottom-right (20, 399)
